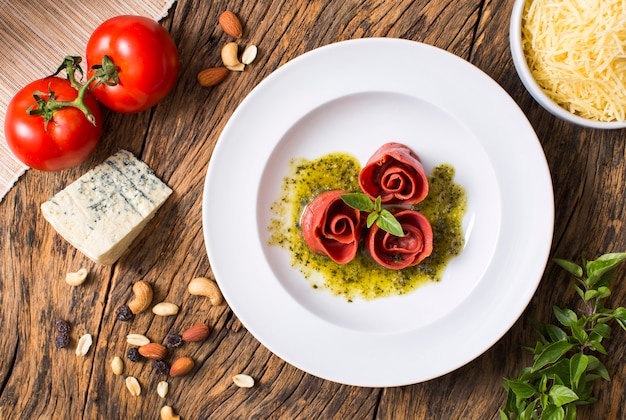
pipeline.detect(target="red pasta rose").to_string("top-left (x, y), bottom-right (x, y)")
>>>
top-left (366, 209), bottom-right (433, 270)
top-left (359, 142), bottom-right (428, 204)
top-left (301, 190), bottom-right (363, 264)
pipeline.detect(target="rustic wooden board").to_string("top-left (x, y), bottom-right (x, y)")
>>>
top-left (1, 0), bottom-right (625, 418)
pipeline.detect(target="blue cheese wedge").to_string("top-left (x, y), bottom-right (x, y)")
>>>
top-left (41, 150), bottom-right (172, 265)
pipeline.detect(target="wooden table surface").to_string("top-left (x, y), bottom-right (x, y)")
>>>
top-left (2, 0), bottom-right (626, 418)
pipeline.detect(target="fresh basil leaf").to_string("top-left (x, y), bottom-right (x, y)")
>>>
top-left (614, 307), bottom-right (626, 323)
top-left (542, 404), bottom-right (565, 420)
top-left (532, 341), bottom-right (574, 372)
top-left (546, 324), bottom-right (568, 343)
top-left (589, 340), bottom-right (607, 355)
top-left (596, 286), bottom-right (611, 299)
top-left (585, 253), bottom-right (626, 286)
top-left (340, 193), bottom-right (374, 212)
top-left (570, 353), bottom-right (588, 389)
top-left (590, 322), bottom-right (611, 339)
top-left (587, 358), bottom-right (610, 381)
top-left (377, 209), bottom-right (405, 237)
top-left (583, 289), bottom-right (598, 301)
top-left (504, 379), bottom-right (536, 399)
top-left (570, 322), bottom-right (588, 344)
top-left (549, 385), bottom-right (579, 407)
top-left (564, 405), bottom-right (577, 420)
top-left (553, 306), bottom-right (578, 327)
top-left (366, 211), bottom-right (379, 228)
top-left (553, 258), bottom-right (583, 278)
top-left (374, 195), bottom-right (382, 212)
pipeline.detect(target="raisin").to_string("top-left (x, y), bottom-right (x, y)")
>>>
top-left (55, 319), bottom-right (71, 334)
top-left (165, 332), bottom-right (183, 349)
top-left (153, 359), bottom-right (170, 375)
top-left (126, 347), bottom-right (142, 362)
top-left (115, 305), bottom-right (134, 322)
top-left (55, 334), bottom-right (70, 349)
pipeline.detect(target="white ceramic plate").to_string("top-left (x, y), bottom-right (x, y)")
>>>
top-left (203, 38), bottom-right (554, 387)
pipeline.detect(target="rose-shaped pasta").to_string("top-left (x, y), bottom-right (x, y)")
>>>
top-left (359, 142), bottom-right (428, 204)
top-left (301, 190), bottom-right (363, 264)
top-left (366, 209), bottom-right (433, 270)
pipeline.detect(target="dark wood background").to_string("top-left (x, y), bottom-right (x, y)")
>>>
top-left (2, 0), bottom-right (625, 418)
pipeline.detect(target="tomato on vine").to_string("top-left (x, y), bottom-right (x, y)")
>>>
top-left (4, 58), bottom-right (102, 171)
top-left (86, 15), bottom-right (180, 113)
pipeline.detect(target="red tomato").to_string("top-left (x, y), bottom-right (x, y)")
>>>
top-left (86, 15), bottom-right (180, 113)
top-left (4, 77), bottom-right (102, 171)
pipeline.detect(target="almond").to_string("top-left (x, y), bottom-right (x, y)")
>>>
top-left (219, 10), bottom-right (243, 38)
top-left (138, 343), bottom-right (168, 360)
top-left (197, 67), bottom-right (229, 87)
top-left (181, 324), bottom-right (211, 342)
top-left (169, 356), bottom-right (194, 377)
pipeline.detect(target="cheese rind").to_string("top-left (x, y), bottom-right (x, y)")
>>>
top-left (41, 150), bottom-right (173, 265)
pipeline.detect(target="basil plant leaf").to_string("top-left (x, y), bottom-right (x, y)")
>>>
top-left (377, 209), bottom-right (405, 237)
top-left (549, 384), bottom-right (579, 407)
top-left (340, 193), bottom-right (374, 212)
top-left (366, 211), bottom-right (379, 228)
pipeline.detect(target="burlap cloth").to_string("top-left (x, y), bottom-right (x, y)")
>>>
top-left (0, 0), bottom-right (176, 202)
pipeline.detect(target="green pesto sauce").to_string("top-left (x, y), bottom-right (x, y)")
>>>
top-left (268, 152), bottom-right (467, 301)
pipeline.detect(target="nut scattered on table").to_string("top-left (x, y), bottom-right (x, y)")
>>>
top-left (221, 42), bottom-right (245, 71)
top-left (152, 302), bottom-right (180, 316)
top-left (139, 343), bottom-right (168, 360)
top-left (169, 356), bottom-right (194, 377)
top-left (219, 10), bottom-right (243, 38)
top-left (111, 356), bottom-right (124, 376)
top-left (157, 381), bottom-right (169, 398)
top-left (75, 333), bottom-right (93, 356)
top-left (197, 67), bottom-right (229, 87)
top-left (125, 376), bottom-right (142, 397)
top-left (127, 280), bottom-right (153, 314)
top-left (187, 277), bottom-right (224, 305)
top-left (241, 44), bottom-right (257, 65)
top-left (160, 405), bottom-right (180, 420)
top-left (233, 374), bottom-right (255, 388)
top-left (181, 323), bottom-right (210, 342)
top-left (126, 333), bottom-right (151, 347)
top-left (65, 267), bottom-right (89, 286)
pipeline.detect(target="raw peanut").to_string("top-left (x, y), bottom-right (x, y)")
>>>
top-left (138, 343), bottom-right (168, 360)
top-left (75, 333), bottom-right (93, 356)
top-left (126, 333), bottom-right (151, 347)
top-left (157, 381), bottom-right (169, 398)
top-left (233, 373), bottom-right (255, 388)
top-left (181, 324), bottom-right (210, 342)
top-left (111, 356), bottom-right (124, 376)
top-left (160, 405), bottom-right (180, 420)
top-left (127, 281), bottom-right (153, 314)
top-left (125, 376), bottom-right (141, 396)
top-left (187, 277), bottom-right (224, 305)
top-left (152, 302), bottom-right (179, 316)
top-left (169, 356), bottom-right (194, 377)
top-left (198, 67), bottom-right (229, 87)
top-left (241, 45), bottom-right (258, 65)
top-left (65, 268), bottom-right (88, 286)
top-left (219, 10), bottom-right (243, 38)
top-left (221, 42), bottom-right (245, 71)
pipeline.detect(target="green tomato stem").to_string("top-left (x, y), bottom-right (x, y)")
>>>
top-left (29, 55), bottom-right (120, 127)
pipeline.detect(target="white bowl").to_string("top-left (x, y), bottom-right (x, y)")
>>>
top-left (509, 0), bottom-right (626, 129)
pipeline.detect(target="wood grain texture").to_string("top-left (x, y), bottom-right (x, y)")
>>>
top-left (1, 0), bottom-right (626, 418)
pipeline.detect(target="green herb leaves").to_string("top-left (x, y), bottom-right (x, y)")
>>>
top-left (500, 252), bottom-right (626, 420)
top-left (340, 193), bottom-right (404, 237)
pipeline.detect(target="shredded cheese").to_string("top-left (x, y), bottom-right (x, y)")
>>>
top-left (522, 0), bottom-right (626, 122)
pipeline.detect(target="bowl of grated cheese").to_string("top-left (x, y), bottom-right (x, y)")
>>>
top-left (510, 0), bottom-right (626, 129)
